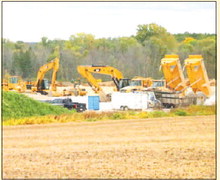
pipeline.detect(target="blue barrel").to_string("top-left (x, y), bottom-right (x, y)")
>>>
top-left (88, 96), bottom-right (100, 110)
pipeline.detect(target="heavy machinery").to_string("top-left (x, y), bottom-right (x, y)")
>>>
top-left (120, 76), bottom-right (153, 93)
top-left (160, 54), bottom-right (187, 92)
top-left (77, 65), bottom-right (130, 93)
top-left (2, 75), bottom-right (26, 93)
top-left (32, 57), bottom-right (59, 95)
top-left (184, 55), bottom-right (212, 97)
top-left (155, 54), bottom-right (211, 108)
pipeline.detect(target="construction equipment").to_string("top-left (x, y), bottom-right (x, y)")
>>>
top-left (160, 54), bottom-right (186, 92)
top-left (155, 54), bottom-right (212, 108)
top-left (32, 57), bottom-right (59, 95)
top-left (2, 75), bottom-right (26, 93)
top-left (120, 76), bottom-right (153, 92)
top-left (154, 54), bottom-right (192, 107)
top-left (184, 55), bottom-right (211, 97)
top-left (77, 65), bottom-right (130, 93)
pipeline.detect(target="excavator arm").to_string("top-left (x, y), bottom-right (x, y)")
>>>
top-left (77, 65), bottom-right (124, 93)
top-left (33, 57), bottom-right (59, 92)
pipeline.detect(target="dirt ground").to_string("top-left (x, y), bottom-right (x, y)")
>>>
top-left (3, 115), bottom-right (215, 179)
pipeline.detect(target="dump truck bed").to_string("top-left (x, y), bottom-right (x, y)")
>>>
top-left (184, 55), bottom-right (211, 97)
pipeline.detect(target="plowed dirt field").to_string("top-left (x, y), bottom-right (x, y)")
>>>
top-left (3, 115), bottom-right (215, 179)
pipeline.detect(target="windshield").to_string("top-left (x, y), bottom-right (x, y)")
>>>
top-left (43, 79), bottom-right (50, 90)
top-left (152, 81), bottom-right (164, 88)
top-left (9, 77), bottom-right (18, 84)
top-left (130, 80), bottom-right (142, 86)
top-left (52, 99), bottom-right (63, 103)
top-left (119, 79), bottom-right (131, 89)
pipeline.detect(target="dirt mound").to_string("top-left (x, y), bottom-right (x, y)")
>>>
top-left (3, 91), bottom-right (69, 120)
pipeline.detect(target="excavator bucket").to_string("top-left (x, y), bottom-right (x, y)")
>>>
top-left (184, 55), bottom-right (211, 97)
top-left (160, 55), bottom-right (186, 92)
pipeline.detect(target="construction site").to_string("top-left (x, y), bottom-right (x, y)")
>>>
top-left (2, 54), bottom-right (216, 109)
top-left (2, 2), bottom-right (217, 179)
top-left (2, 55), bottom-right (215, 107)
top-left (3, 54), bottom-right (216, 179)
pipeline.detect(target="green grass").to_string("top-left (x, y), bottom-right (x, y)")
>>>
top-left (2, 91), bottom-right (73, 120)
top-left (170, 105), bottom-right (216, 116)
top-left (2, 91), bottom-right (216, 126)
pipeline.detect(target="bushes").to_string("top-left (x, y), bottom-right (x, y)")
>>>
top-left (171, 105), bottom-right (215, 116)
top-left (173, 110), bottom-right (188, 116)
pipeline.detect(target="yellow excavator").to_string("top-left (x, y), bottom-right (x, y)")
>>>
top-left (32, 57), bottom-right (59, 95)
top-left (77, 65), bottom-right (130, 93)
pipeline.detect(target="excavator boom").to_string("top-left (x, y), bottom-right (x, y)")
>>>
top-left (77, 65), bottom-right (125, 92)
top-left (33, 57), bottom-right (59, 92)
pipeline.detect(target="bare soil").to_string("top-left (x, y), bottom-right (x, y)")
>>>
top-left (3, 115), bottom-right (215, 179)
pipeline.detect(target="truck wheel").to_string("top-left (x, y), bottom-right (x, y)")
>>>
top-left (120, 106), bottom-right (124, 111)
top-left (155, 100), bottom-right (162, 109)
top-left (196, 92), bottom-right (207, 105)
top-left (123, 106), bottom-right (129, 111)
top-left (170, 104), bottom-right (175, 108)
top-left (186, 92), bottom-right (197, 105)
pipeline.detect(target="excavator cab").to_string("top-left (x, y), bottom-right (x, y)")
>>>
top-left (37, 79), bottom-right (50, 91)
top-left (118, 78), bottom-right (131, 90)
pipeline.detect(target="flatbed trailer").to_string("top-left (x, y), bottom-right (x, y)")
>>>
top-left (154, 91), bottom-right (196, 108)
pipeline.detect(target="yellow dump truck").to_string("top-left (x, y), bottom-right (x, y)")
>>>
top-left (160, 54), bottom-right (186, 92)
top-left (184, 55), bottom-right (211, 97)
top-left (155, 54), bottom-right (211, 108)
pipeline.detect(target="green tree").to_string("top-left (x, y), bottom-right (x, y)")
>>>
top-left (135, 23), bottom-right (177, 78)
top-left (12, 47), bottom-right (33, 78)
top-left (65, 33), bottom-right (95, 58)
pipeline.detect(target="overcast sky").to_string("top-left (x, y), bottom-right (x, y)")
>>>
top-left (3, 2), bottom-right (216, 42)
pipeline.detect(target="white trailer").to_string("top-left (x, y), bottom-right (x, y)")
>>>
top-left (111, 92), bottom-right (150, 110)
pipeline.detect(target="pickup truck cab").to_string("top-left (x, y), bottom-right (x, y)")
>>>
top-left (47, 98), bottom-right (87, 112)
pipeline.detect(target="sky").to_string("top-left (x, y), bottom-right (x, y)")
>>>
top-left (2, 2), bottom-right (216, 42)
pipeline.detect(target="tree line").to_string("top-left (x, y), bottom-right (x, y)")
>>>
top-left (2, 23), bottom-right (216, 83)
